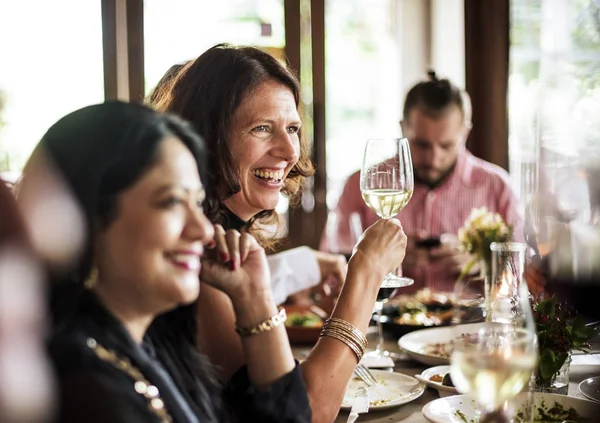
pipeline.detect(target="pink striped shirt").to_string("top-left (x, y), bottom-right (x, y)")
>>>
top-left (321, 150), bottom-right (523, 293)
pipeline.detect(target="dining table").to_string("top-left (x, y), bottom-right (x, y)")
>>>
top-left (291, 325), bottom-right (600, 423)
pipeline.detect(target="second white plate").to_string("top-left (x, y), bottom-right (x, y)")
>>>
top-left (341, 370), bottom-right (425, 411)
top-left (422, 392), bottom-right (600, 423)
top-left (398, 322), bottom-right (484, 366)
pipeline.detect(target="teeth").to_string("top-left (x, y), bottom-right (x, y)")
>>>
top-left (169, 254), bottom-right (200, 270)
top-left (253, 169), bottom-right (284, 181)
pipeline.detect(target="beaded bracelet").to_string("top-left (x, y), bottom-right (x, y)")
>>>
top-left (235, 308), bottom-right (287, 337)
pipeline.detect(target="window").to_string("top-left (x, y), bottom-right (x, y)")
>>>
top-left (0, 1), bottom-right (104, 177)
top-left (144, 0), bottom-right (293, 233)
top-left (144, 0), bottom-right (285, 94)
top-left (509, 0), bottom-right (600, 201)
top-left (324, 0), bottom-right (402, 209)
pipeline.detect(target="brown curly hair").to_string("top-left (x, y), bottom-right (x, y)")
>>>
top-left (148, 43), bottom-right (314, 249)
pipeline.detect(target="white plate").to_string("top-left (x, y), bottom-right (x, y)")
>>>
top-left (422, 393), bottom-right (600, 423)
top-left (341, 370), bottom-right (425, 411)
top-left (417, 365), bottom-right (459, 397)
top-left (579, 375), bottom-right (600, 403)
top-left (398, 323), bottom-right (483, 366)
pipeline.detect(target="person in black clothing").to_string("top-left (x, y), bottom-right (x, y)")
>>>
top-left (150, 44), bottom-right (410, 422)
top-left (19, 101), bottom-right (312, 422)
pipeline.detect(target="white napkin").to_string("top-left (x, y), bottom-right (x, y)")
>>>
top-left (359, 354), bottom-right (394, 368)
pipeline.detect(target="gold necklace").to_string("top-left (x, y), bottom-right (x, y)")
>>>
top-left (86, 337), bottom-right (173, 423)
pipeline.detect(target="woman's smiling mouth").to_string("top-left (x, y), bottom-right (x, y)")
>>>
top-left (166, 252), bottom-right (201, 271)
top-left (252, 168), bottom-right (284, 184)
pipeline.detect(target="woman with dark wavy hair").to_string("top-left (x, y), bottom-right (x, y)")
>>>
top-left (150, 44), bottom-right (409, 422)
top-left (20, 101), bottom-right (317, 422)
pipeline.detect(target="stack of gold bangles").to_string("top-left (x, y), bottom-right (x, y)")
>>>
top-left (319, 317), bottom-right (368, 362)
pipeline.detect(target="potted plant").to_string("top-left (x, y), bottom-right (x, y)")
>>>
top-left (531, 294), bottom-right (597, 393)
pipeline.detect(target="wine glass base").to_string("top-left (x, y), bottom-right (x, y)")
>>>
top-left (364, 349), bottom-right (405, 362)
top-left (382, 274), bottom-right (414, 288)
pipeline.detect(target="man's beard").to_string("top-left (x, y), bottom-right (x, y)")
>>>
top-left (414, 161), bottom-right (458, 189)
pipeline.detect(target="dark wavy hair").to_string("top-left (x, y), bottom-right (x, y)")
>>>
top-left (26, 101), bottom-right (224, 418)
top-left (148, 43), bottom-right (315, 248)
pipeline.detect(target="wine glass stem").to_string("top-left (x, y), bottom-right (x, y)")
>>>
top-left (375, 301), bottom-right (384, 354)
top-left (382, 217), bottom-right (401, 278)
top-left (479, 408), bottom-right (509, 423)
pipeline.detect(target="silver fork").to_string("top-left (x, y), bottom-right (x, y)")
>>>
top-left (354, 364), bottom-right (419, 388)
top-left (353, 364), bottom-right (378, 386)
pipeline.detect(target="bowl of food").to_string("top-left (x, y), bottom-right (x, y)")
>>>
top-left (377, 290), bottom-right (455, 337)
top-left (415, 365), bottom-right (458, 397)
top-left (283, 304), bottom-right (326, 345)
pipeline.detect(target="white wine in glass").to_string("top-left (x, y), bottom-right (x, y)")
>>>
top-left (451, 326), bottom-right (538, 413)
top-left (361, 189), bottom-right (412, 221)
top-left (360, 137), bottom-right (414, 358)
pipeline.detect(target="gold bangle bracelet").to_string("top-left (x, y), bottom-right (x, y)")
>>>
top-left (322, 318), bottom-right (368, 350)
top-left (320, 325), bottom-right (365, 354)
top-left (235, 308), bottom-right (287, 337)
top-left (321, 327), bottom-right (364, 357)
top-left (319, 328), bottom-right (364, 362)
top-left (321, 330), bottom-right (363, 361)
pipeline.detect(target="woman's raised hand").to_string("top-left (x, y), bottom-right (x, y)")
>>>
top-left (200, 225), bottom-right (271, 299)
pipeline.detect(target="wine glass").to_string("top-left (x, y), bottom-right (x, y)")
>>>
top-left (451, 243), bottom-right (538, 423)
top-left (450, 323), bottom-right (538, 423)
top-left (360, 137), bottom-right (414, 358)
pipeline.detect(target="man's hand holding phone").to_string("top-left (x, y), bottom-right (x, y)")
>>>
top-left (428, 234), bottom-right (477, 277)
top-left (414, 236), bottom-right (441, 249)
top-left (404, 233), bottom-right (478, 278)
top-left (404, 234), bottom-right (442, 268)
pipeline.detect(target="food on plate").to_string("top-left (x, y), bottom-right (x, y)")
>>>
top-left (285, 311), bottom-right (323, 328)
top-left (412, 288), bottom-right (452, 307)
top-left (371, 399), bottom-right (391, 407)
top-left (453, 400), bottom-right (581, 423)
top-left (384, 289), bottom-right (455, 327)
top-left (517, 399), bottom-right (580, 423)
top-left (422, 341), bottom-right (453, 359)
top-left (441, 373), bottom-right (454, 387)
top-left (427, 373), bottom-right (455, 387)
top-left (422, 332), bottom-right (474, 359)
top-left (393, 305), bottom-right (453, 326)
top-left (429, 374), bottom-right (444, 383)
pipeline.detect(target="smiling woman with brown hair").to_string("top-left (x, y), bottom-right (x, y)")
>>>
top-left (150, 44), bottom-right (409, 422)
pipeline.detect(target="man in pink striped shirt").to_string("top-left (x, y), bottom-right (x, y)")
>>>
top-left (321, 72), bottom-right (523, 294)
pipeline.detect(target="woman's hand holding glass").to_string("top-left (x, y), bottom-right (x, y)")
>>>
top-left (360, 137), bottom-right (414, 288)
top-left (359, 137), bottom-right (413, 359)
top-left (348, 218), bottom-right (407, 282)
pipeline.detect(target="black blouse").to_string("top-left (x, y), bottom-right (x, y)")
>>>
top-left (219, 207), bottom-right (250, 232)
top-left (49, 293), bottom-right (311, 423)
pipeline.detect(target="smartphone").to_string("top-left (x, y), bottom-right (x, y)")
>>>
top-left (415, 236), bottom-right (441, 249)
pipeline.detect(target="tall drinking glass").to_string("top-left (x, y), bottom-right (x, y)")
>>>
top-left (451, 242), bottom-right (538, 423)
top-left (360, 137), bottom-right (414, 358)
